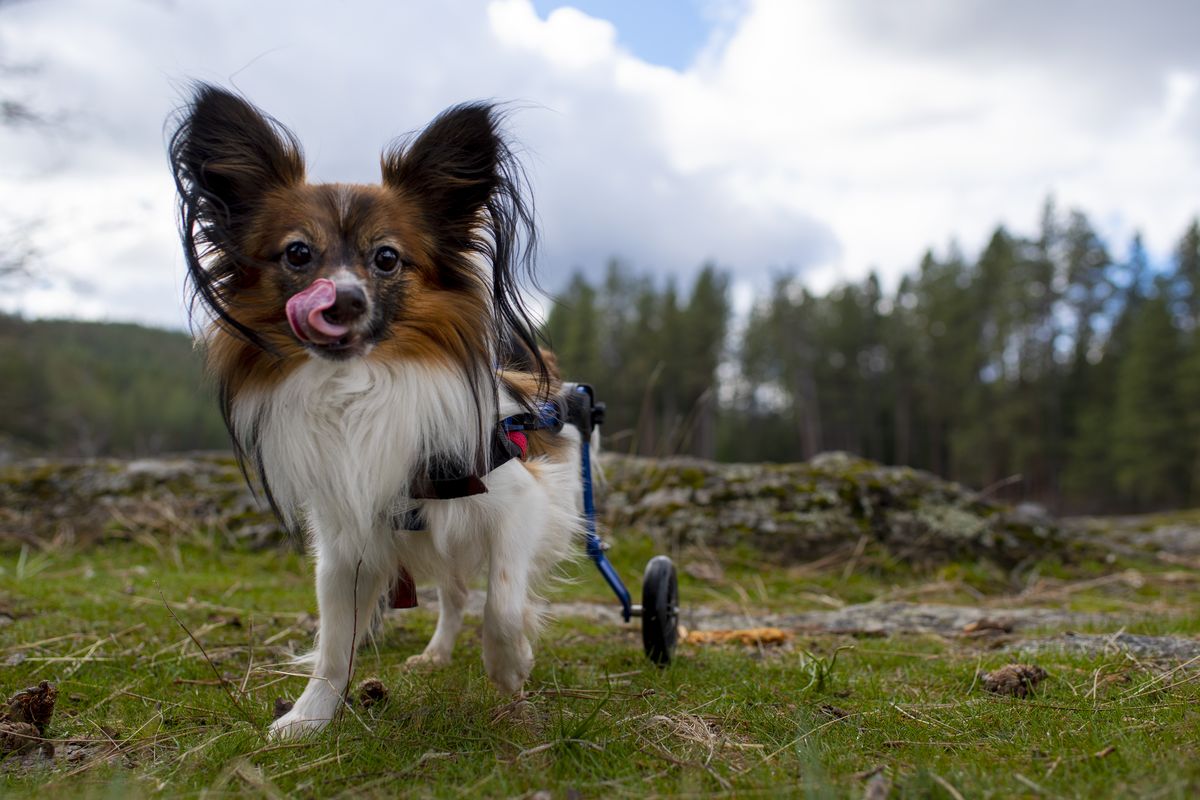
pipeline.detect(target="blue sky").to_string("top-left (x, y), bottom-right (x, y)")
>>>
top-left (0, 0), bottom-right (1198, 328)
top-left (531, 0), bottom-right (720, 69)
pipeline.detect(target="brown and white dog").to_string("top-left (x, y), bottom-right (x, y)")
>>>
top-left (170, 85), bottom-right (583, 739)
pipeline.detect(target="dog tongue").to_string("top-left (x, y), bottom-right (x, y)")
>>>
top-left (285, 279), bottom-right (349, 343)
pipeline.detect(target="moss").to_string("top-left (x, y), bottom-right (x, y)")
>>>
top-left (677, 466), bottom-right (709, 489)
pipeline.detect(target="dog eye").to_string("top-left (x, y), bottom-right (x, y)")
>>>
top-left (284, 241), bottom-right (313, 269)
top-left (373, 246), bottom-right (401, 273)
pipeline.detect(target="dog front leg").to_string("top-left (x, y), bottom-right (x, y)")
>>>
top-left (270, 547), bottom-right (389, 739)
top-left (481, 510), bottom-right (540, 695)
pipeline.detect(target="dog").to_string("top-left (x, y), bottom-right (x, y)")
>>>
top-left (169, 84), bottom-right (584, 739)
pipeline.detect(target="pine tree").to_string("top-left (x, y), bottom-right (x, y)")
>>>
top-left (1112, 285), bottom-right (1190, 508)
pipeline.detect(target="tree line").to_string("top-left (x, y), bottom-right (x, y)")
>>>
top-left (545, 200), bottom-right (1200, 513)
top-left (0, 317), bottom-right (227, 459)
top-left (3, 199), bottom-right (1198, 513)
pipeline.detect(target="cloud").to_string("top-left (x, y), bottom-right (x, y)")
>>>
top-left (0, 0), bottom-right (1198, 327)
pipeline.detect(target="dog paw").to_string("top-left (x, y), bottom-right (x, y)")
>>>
top-left (267, 685), bottom-right (341, 740)
top-left (483, 638), bottom-right (533, 695)
top-left (405, 650), bottom-right (451, 669)
top-left (268, 708), bottom-right (333, 740)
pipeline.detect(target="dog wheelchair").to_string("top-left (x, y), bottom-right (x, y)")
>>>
top-left (500, 383), bottom-right (681, 665)
top-left (394, 383), bottom-right (682, 665)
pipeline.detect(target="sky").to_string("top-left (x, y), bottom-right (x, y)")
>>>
top-left (1, 0), bottom-right (1198, 329)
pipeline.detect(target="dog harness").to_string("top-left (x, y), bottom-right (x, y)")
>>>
top-left (388, 395), bottom-right (574, 609)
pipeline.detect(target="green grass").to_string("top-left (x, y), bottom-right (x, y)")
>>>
top-left (2, 532), bottom-right (1200, 798)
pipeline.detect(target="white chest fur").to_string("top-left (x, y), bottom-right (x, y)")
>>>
top-left (232, 358), bottom-right (490, 541)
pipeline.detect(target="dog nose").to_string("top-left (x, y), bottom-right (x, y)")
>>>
top-left (322, 285), bottom-right (368, 325)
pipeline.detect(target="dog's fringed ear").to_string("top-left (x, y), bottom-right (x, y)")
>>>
top-left (381, 104), bottom-right (550, 398)
top-left (171, 84), bottom-right (305, 233)
top-left (381, 103), bottom-right (502, 245)
top-left (169, 83), bottom-right (305, 349)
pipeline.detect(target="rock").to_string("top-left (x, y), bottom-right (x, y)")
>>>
top-left (1009, 632), bottom-right (1200, 662)
top-left (1063, 511), bottom-right (1200, 558)
top-left (862, 771), bottom-right (891, 800)
top-left (2, 450), bottom-right (1081, 566)
top-left (600, 452), bottom-right (1074, 566)
top-left (0, 454), bottom-right (282, 547)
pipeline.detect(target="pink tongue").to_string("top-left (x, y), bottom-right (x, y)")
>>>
top-left (285, 278), bottom-right (350, 343)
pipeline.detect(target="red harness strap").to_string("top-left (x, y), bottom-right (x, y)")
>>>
top-left (390, 566), bottom-right (418, 609)
top-left (505, 430), bottom-right (529, 459)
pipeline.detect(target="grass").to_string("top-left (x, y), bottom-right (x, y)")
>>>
top-left (1, 527), bottom-right (1199, 798)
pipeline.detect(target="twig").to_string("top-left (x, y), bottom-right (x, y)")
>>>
top-left (516, 738), bottom-right (604, 759)
top-left (891, 703), bottom-right (963, 736)
top-left (746, 710), bottom-right (885, 771)
top-left (931, 773), bottom-right (966, 800)
top-left (971, 473), bottom-right (1023, 501)
top-left (159, 587), bottom-right (257, 729)
top-left (1014, 772), bottom-right (1054, 796)
top-left (334, 557), bottom-right (366, 730)
top-left (840, 535), bottom-right (869, 581)
top-left (1118, 654), bottom-right (1200, 701)
top-left (240, 616), bottom-right (255, 696)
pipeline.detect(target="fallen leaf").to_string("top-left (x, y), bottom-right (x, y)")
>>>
top-left (685, 627), bottom-right (791, 646)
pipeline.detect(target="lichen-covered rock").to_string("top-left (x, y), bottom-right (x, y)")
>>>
top-left (599, 451), bottom-right (1070, 566)
top-left (2, 450), bottom-right (1075, 565)
top-left (0, 454), bottom-right (281, 547)
top-left (1065, 510), bottom-right (1200, 557)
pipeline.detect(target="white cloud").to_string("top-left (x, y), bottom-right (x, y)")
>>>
top-left (0, 0), bottom-right (1198, 329)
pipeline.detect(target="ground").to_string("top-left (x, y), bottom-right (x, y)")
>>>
top-left (1, 457), bottom-right (1199, 797)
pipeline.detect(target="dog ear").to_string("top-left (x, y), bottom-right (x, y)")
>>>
top-left (382, 103), bottom-right (550, 399)
top-left (170, 83), bottom-right (305, 230)
top-left (169, 83), bottom-right (305, 353)
top-left (381, 103), bottom-right (501, 242)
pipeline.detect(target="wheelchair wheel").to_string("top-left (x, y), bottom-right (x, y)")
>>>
top-left (641, 555), bottom-right (679, 665)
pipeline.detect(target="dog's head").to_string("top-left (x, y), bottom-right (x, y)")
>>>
top-left (170, 84), bottom-right (542, 374)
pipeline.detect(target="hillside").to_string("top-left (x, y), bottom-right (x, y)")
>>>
top-left (0, 315), bottom-right (227, 460)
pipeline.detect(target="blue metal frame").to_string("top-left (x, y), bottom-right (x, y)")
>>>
top-left (501, 384), bottom-right (633, 622)
top-left (580, 436), bottom-right (634, 621)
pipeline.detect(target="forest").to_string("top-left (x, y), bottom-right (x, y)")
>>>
top-left (3, 199), bottom-right (1198, 514)
top-left (546, 200), bottom-right (1200, 514)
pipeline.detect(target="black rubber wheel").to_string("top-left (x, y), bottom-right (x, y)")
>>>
top-left (641, 555), bottom-right (679, 665)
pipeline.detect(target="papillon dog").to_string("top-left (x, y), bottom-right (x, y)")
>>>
top-left (169, 84), bottom-right (584, 739)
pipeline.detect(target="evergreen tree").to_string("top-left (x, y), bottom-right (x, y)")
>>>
top-left (1111, 285), bottom-right (1191, 508)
